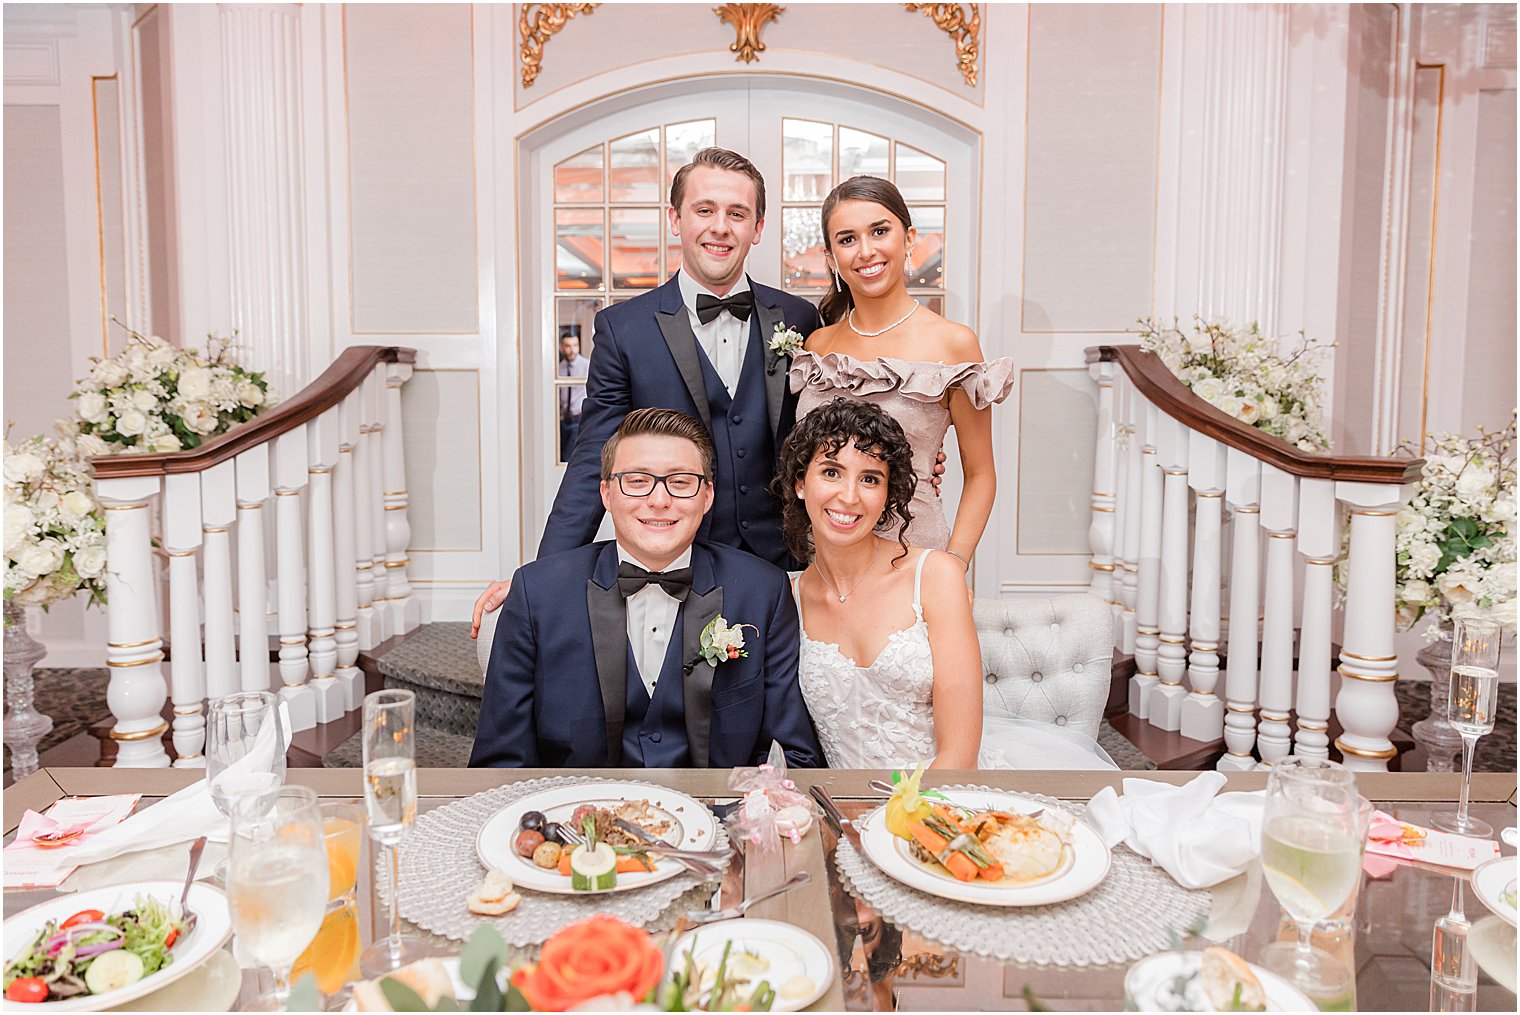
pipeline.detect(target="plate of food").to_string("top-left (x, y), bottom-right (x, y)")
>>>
top-left (1124, 947), bottom-right (1316, 1012)
top-left (476, 782), bottom-right (721, 896)
top-left (1472, 855), bottom-right (1517, 928)
top-left (856, 771), bottom-right (1110, 906)
top-left (668, 919), bottom-right (835, 1012)
top-left (1, 881), bottom-right (230, 1011)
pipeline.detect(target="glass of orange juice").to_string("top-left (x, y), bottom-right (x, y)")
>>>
top-left (292, 803), bottom-right (365, 999)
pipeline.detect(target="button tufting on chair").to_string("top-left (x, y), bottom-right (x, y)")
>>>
top-left (1073, 662), bottom-right (1083, 672)
top-left (1055, 716), bottom-right (1067, 726)
top-left (1031, 671), bottom-right (1042, 682)
top-left (973, 594), bottom-right (1112, 744)
top-left (986, 673), bottom-right (998, 684)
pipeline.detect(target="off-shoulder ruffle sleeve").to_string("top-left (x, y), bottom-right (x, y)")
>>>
top-left (788, 351), bottom-right (1015, 410)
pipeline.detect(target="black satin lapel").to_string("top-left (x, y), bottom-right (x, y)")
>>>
top-left (587, 580), bottom-right (627, 765)
top-left (656, 311), bottom-right (713, 431)
top-left (756, 301), bottom-right (788, 438)
top-left (681, 587), bottom-right (723, 768)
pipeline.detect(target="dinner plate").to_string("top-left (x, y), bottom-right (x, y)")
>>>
top-left (856, 788), bottom-right (1110, 906)
top-left (476, 782), bottom-right (720, 895)
top-left (671, 919), bottom-right (835, 1012)
top-left (1124, 951), bottom-right (1316, 1012)
top-left (1, 881), bottom-right (231, 1012)
top-left (1471, 855), bottom-right (1517, 928)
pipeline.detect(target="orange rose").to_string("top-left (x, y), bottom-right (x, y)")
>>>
top-left (516, 916), bottom-right (664, 1011)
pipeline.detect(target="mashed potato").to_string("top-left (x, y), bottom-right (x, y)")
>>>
top-left (983, 806), bottom-right (1075, 882)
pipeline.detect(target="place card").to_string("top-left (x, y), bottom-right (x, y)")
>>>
top-left (3, 794), bottom-right (141, 889)
top-left (1363, 810), bottom-right (1502, 877)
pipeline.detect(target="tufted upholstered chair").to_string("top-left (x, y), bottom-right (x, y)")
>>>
top-left (974, 594), bottom-right (1112, 741)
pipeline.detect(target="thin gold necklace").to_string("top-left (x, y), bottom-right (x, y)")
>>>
top-left (815, 539), bottom-right (882, 603)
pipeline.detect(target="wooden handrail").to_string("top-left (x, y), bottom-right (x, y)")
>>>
top-left (91, 346), bottom-right (417, 479)
top-left (1088, 345), bottom-right (1422, 484)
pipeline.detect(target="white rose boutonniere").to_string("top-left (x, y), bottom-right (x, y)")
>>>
top-left (769, 323), bottom-right (806, 359)
top-left (700, 615), bottom-right (758, 667)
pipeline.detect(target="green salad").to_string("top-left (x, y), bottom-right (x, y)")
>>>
top-left (2, 895), bottom-right (188, 1004)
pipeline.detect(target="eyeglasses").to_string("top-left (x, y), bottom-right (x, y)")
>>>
top-left (610, 471), bottom-right (708, 498)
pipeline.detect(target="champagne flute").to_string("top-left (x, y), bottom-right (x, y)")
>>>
top-left (1259, 757), bottom-right (1373, 1004)
top-left (1433, 616), bottom-right (1502, 837)
top-left (227, 785), bottom-right (329, 1010)
top-left (206, 692), bottom-right (286, 881)
top-left (359, 689), bottom-right (428, 976)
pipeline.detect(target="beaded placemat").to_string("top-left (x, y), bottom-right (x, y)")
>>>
top-left (396, 776), bottom-right (730, 946)
top-left (833, 787), bottom-right (1211, 967)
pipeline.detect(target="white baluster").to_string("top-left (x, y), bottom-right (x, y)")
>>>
top-left (200, 461), bottom-right (238, 702)
top-left (364, 370), bottom-right (392, 644)
top-left (383, 359), bottom-right (420, 635)
top-left (236, 446), bottom-right (272, 692)
top-left (1110, 378), bottom-right (1133, 644)
top-left (1087, 358), bottom-right (1118, 605)
top-left (1294, 479), bottom-right (1337, 761)
top-left (352, 401), bottom-right (378, 652)
top-left (1181, 433), bottom-right (1227, 742)
top-left (96, 475), bottom-right (170, 768)
top-left (1219, 449), bottom-right (1263, 771)
top-left (1119, 382), bottom-right (1143, 654)
top-left (1333, 482), bottom-right (1407, 771)
top-left (1130, 401), bottom-right (1164, 717)
top-left (273, 428), bottom-right (315, 733)
top-left (334, 389), bottom-right (363, 708)
top-left (162, 474), bottom-right (205, 767)
top-left (306, 408), bottom-right (344, 724)
top-left (1256, 464), bottom-right (1299, 764)
top-left (1150, 416), bottom-right (1191, 732)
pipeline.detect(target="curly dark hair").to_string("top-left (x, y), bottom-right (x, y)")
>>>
top-left (772, 398), bottom-right (917, 565)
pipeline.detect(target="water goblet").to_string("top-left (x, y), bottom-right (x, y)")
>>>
top-left (1433, 616), bottom-right (1502, 837)
top-left (227, 785), bottom-right (329, 1011)
top-left (1259, 757), bottom-right (1373, 1005)
top-left (206, 691), bottom-right (286, 881)
top-left (359, 689), bottom-right (429, 976)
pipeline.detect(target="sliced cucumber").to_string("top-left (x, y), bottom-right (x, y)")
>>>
top-left (84, 949), bottom-right (144, 994)
top-left (569, 842), bottom-right (617, 891)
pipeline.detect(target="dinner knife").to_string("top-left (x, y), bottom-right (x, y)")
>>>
top-left (809, 785), bottom-right (865, 851)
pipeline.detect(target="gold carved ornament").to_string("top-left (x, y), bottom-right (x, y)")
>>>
top-left (904, 2), bottom-right (982, 87)
top-left (519, 3), bottom-right (600, 88)
top-left (714, 3), bottom-right (784, 64)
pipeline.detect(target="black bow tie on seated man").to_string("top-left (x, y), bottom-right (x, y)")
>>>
top-left (616, 562), bottom-right (694, 601)
top-left (694, 290), bottom-right (755, 325)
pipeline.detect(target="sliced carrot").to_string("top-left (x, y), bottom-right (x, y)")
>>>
top-left (979, 862), bottom-right (1005, 882)
top-left (557, 852), bottom-right (573, 876)
top-left (615, 855), bottom-right (655, 873)
top-left (908, 819), bottom-right (978, 882)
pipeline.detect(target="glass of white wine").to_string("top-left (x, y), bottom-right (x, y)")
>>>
top-left (206, 692), bottom-right (286, 882)
top-left (1433, 616), bottom-right (1502, 837)
top-left (227, 785), bottom-right (329, 1010)
top-left (359, 689), bottom-right (428, 977)
top-left (1259, 757), bottom-right (1373, 1003)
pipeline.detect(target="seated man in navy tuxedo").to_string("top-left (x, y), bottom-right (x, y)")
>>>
top-left (469, 408), bottom-right (823, 769)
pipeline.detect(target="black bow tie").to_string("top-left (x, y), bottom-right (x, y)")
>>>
top-left (617, 562), bottom-right (694, 601)
top-left (694, 290), bottom-right (755, 325)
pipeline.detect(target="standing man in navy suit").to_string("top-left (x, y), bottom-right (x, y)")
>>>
top-left (469, 408), bottom-right (823, 769)
top-left (471, 147), bottom-right (820, 636)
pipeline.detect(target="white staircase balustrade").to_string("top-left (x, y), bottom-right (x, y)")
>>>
top-left (90, 348), bottom-right (416, 767)
top-left (1087, 346), bottom-right (1420, 771)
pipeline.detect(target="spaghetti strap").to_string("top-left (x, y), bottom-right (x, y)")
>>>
top-left (790, 572), bottom-right (807, 632)
top-left (912, 549), bottom-right (933, 613)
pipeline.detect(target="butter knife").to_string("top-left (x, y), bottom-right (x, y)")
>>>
top-left (809, 785), bottom-right (865, 851)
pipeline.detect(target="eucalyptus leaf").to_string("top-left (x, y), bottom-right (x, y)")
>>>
top-left (503, 983), bottom-right (532, 1012)
top-left (284, 972), bottom-right (322, 1012)
top-left (470, 959), bottom-right (503, 1013)
top-left (461, 924), bottom-right (509, 988)
top-left (379, 976), bottom-right (433, 1012)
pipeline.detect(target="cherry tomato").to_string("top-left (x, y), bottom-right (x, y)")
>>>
top-left (163, 927), bottom-right (179, 949)
top-left (6, 978), bottom-right (49, 1003)
top-left (60, 909), bottom-right (104, 930)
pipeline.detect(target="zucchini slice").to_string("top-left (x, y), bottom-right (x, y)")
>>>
top-left (569, 842), bottom-right (617, 891)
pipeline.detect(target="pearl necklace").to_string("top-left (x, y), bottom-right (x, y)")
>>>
top-left (848, 302), bottom-right (919, 338)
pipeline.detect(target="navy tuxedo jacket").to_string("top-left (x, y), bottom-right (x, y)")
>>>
top-left (469, 540), bottom-right (825, 770)
top-left (538, 274), bottom-right (822, 567)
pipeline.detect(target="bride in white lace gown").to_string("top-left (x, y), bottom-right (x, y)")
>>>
top-left (776, 399), bottom-right (1116, 771)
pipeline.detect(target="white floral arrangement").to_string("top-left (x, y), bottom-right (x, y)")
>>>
top-left (1394, 417), bottom-right (1516, 635)
top-left (4, 432), bottom-right (107, 610)
top-left (1139, 318), bottom-right (1332, 451)
top-left (68, 328), bottom-right (275, 456)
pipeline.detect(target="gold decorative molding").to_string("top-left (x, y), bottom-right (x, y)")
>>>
top-left (904, 2), bottom-right (982, 86)
top-left (518, 3), bottom-right (599, 88)
top-left (715, 3), bottom-right (783, 64)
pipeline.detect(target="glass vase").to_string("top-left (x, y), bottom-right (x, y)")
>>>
top-left (4, 599), bottom-right (53, 779)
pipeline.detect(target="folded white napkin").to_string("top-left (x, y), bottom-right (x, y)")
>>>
top-left (1085, 771), bottom-right (1265, 889)
top-left (71, 700), bottom-right (292, 866)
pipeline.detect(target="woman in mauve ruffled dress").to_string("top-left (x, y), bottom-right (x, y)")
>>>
top-left (788, 175), bottom-right (1013, 566)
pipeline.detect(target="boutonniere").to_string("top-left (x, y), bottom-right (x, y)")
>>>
top-left (700, 616), bottom-right (757, 667)
top-left (766, 324), bottom-right (806, 374)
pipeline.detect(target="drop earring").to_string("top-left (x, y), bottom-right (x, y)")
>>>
top-left (832, 267), bottom-right (843, 292)
top-left (904, 249), bottom-right (913, 271)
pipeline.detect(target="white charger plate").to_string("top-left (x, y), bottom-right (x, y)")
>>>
top-left (671, 919), bottom-right (835, 1012)
top-left (856, 789), bottom-right (1111, 906)
top-left (1472, 855), bottom-right (1517, 928)
top-left (476, 782), bottom-right (719, 895)
top-left (2, 881), bottom-right (231, 1012)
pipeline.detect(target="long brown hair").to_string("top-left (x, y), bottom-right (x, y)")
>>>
top-left (817, 176), bottom-right (914, 325)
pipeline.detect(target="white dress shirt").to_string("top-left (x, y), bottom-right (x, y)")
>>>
top-left (677, 269), bottom-right (751, 396)
top-left (617, 542), bottom-right (693, 698)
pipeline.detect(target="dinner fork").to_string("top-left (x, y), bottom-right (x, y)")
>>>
top-left (685, 871), bottom-right (812, 925)
top-left (558, 823), bottom-right (722, 878)
top-left (610, 819), bottom-right (733, 861)
top-left (866, 779), bottom-right (1043, 820)
top-left (176, 836), bottom-right (207, 943)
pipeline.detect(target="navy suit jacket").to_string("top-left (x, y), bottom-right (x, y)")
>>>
top-left (469, 540), bottom-right (825, 770)
top-left (538, 274), bottom-right (822, 566)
